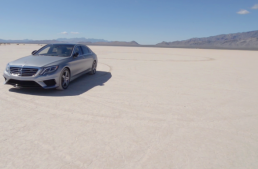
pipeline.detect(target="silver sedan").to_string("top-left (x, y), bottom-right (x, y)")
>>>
top-left (3, 44), bottom-right (98, 90)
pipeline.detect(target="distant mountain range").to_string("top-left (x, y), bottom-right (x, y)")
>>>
top-left (156, 30), bottom-right (258, 49)
top-left (0, 39), bottom-right (32, 43)
top-left (0, 38), bottom-right (108, 44)
top-left (56, 38), bottom-right (108, 43)
top-left (80, 41), bottom-right (139, 46)
top-left (0, 38), bottom-right (139, 46)
top-left (1, 30), bottom-right (258, 49)
top-left (0, 37), bottom-right (140, 47)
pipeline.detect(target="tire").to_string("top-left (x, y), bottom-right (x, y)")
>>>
top-left (89, 61), bottom-right (97, 75)
top-left (57, 68), bottom-right (70, 90)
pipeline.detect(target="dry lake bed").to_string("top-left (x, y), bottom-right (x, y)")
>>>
top-left (0, 44), bottom-right (258, 169)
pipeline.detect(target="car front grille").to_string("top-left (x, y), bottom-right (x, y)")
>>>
top-left (10, 67), bottom-right (39, 76)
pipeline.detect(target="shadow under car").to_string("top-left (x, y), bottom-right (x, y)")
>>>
top-left (8, 71), bottom-right (112, 97)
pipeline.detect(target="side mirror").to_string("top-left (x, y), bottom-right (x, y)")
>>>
top-left (73, 52), bottom-right (79, 58)
top-left (32, 50), bottom-right (37, 55)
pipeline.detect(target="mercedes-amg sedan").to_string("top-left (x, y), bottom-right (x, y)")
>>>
top-left (3, 44), bottom-right (98, 90)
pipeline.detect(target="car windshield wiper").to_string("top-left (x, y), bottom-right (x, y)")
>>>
top-left (41, 54), bottom-right (58, 56)
top-left (38, 54), bottom-right (67, 57)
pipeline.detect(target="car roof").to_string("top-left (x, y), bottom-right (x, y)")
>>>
top-left (47, 43), bottom-right (80, 46)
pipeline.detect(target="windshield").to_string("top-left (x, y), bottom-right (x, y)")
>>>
top-left (36, 44), bottom-right (75, 57)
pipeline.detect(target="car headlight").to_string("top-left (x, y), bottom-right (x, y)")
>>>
top-left (40, 66), bottom-right (59, 75)
top-left (5, 64), bottom-right (10, 72)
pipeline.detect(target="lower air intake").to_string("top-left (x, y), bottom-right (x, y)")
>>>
top-left (43, 79), bottom-right (56, 87)
top-left (7, 79), bottom-right (42, 88)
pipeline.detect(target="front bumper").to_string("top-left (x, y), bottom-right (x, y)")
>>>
top-left (3, 70), bottom-right (60, 89)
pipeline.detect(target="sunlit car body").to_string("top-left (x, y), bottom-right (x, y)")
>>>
top-left (3, 44), bottom-right (98, 90)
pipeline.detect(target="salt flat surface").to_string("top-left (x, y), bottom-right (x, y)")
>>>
top-left (0, 44), bottom-right (258, 169)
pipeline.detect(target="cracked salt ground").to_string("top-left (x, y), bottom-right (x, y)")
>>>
top-left (0, 44), bottom-right (258, 169)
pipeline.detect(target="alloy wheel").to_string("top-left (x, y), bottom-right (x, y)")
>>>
top-left (61, 69), bottom-right (70, 89)
top-left (90, 61), bottom-right (97, 75)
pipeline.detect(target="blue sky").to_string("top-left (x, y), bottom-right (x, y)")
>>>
top-left (0, 0), bottom-right (257, 44)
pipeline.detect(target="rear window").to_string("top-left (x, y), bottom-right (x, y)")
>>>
top-left (81, 46), bottom-right (90, 54)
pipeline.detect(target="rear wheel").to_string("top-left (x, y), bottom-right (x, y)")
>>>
top-left (57, 68), bottom-right (70, 90)
top-left (89, 61), bottom-right (97, 75)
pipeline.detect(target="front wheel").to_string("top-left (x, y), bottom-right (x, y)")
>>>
top-left (57, 68), bottom-right (70, 90)
top-left (89, 61), bottom-right (97, 75)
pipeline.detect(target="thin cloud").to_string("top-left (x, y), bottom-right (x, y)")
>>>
top-left (251, 4), bottom-right (258, 9)
top-left (71, 32), bottom-right (79, 34)
top-left (237, 9), bottom-right (250, 14)
top-left (61, 31), bottom-right (68, 34)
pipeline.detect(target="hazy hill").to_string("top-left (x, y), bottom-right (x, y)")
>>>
top-left (0, 38), bottom-right (140, 47)
top-left (0, 39), bottom-right (33, 43)
top-left (80, 41), bottom-right (139, 46)
top-left (0, 38), bottom-right (108, 44)
top-left (156, 30), bottom-right (258, 49)
top-left (0, 39), bottom-right (63, 44)
top-left (56, 38), bottom-right (108, 43)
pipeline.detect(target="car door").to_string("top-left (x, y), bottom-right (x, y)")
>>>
top-left (69, 45), bottom-right (86, 76)
top-left (81, 45), bottom-right (94, 70)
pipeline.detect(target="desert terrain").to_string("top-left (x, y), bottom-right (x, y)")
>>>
top-left (0, 44), bottom-right (258, 169)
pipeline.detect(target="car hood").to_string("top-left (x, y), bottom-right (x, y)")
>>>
top-left (9, 55), bottom-right (68, 67)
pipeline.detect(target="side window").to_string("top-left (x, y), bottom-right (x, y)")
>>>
top-left (82, 46), bottom-right (90, 54)
top-left (88, 47), bottom-right (92, 54)
top-left (73, 46), bottom-right (82, 55)
top-left (79, 46), bottom-right (84, 54)
top-left (38, 46), bottom-right (51, 55)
